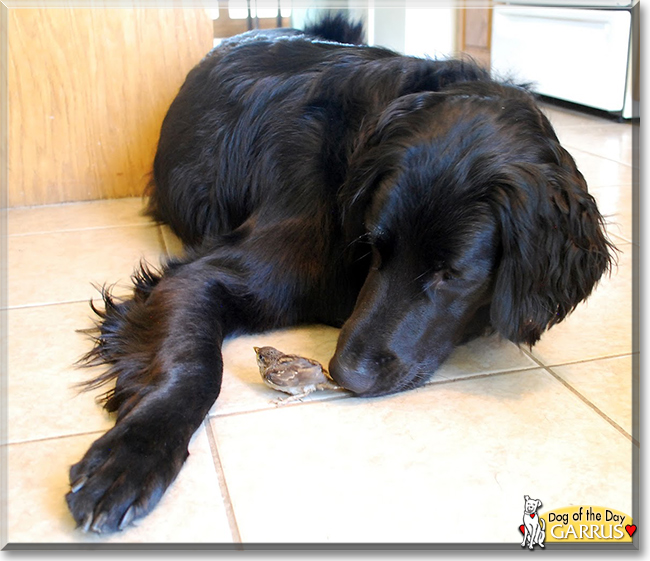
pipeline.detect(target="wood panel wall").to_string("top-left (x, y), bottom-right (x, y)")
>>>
top-left (456, 3), bottom-right (492, 70)
top-left (8, 8), bottom-right (214, 207)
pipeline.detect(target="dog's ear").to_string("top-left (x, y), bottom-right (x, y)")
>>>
top-left (524, 495), bottom-right (530, 502)
top-left (339, 92), bottom-right (445, 243)
top-left (489, 151), bottom-right (615, 346)
top-left (536, 499), bottom-right (542, 509)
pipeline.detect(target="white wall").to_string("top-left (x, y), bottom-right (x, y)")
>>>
top-left (370, 6), bottom-right (455, 58)
top-left (404, 8), bottom-right (455, 58)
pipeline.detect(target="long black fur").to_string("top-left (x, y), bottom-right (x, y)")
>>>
top-left (303, 12), bottom-right (365, 45)
top-left (67, 16), bottom-right (614, 533)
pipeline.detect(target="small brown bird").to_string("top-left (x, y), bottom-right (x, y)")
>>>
top-left (254, 346), bottom-right (342, 405)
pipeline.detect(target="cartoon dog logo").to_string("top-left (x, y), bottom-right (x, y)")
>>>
top-left (521, 495), bottom-right (545, 549)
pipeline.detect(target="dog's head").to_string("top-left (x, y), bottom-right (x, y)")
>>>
top-left (330, 83), bottom-right (614, 395)
top-left (524, 495), bottom-right (542, 515)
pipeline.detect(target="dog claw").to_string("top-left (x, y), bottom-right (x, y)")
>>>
top-left (70, 475), bottom-right (88, 493)
top-left (91, 512), bottom-right (108, 534)
top-left (80, 513), bottom-right (93, 533)
top-left (119, 506), bottom-right (135, 531)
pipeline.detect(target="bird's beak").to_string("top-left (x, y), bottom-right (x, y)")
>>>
top-left (253, 346), bottom-right (260, 354)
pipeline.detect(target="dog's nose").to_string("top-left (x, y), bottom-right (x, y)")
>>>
top-left (328, 354), bottom-right (376, 395)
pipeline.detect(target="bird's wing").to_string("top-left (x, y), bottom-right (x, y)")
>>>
top-left (276, 355), bottom-right (321, 368)
top-left (264, 366), bottom-right (300, 389)
top-left (266, 363), bottom-right (327, 388)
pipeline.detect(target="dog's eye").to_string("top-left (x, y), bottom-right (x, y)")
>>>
top-left (426, 268), bottom-right (459, 291)
top-left (442, 270), bottom-right (456, 282)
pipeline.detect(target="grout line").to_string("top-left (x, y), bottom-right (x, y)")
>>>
top-left (206, 366), bottom-right (542, 421)
top-left (3, 299), bottom-right (95, 310)
top-left (3, 292), bottom-right (133, 311)
top-left (423, 366), bottom-right (544, 388)
top-left (522, 350), bottom-right (636, 446)
top-left (1, 301), bottom-right (88, 312)
top-left (207, 392), bottom-right (352, 420)
top-left (207, 351), bottom-right (636, 422)
top-left (206, 351), bottom-right (634, 422)
top-left (564, 145), bottom-right (634, 168)
top-left (610, 234), bottom-right (634, 245)
top-left (203, 418), bottom-right (243, 545)
top-left (555, 124), bottom-right (629, 132)
top-left (589, 182), bottom-right (633, 189)
top-left (6, 197), bottom-right (147, 212)
top-left (556, 123), bottom-right (630, 129)
top-left (546, 367), bottom-right (637, 447)
top-left (5, 429), bottom-right (107, 448)
top-left (522, 350), bottom-right (638, 370)
top-left (7, 222), bottom-right (157, 238)
top-left (605, 228), bottom-right (632, 245)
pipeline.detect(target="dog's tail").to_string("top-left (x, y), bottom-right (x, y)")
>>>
top-left (303, 12), bottom-right (365, 45)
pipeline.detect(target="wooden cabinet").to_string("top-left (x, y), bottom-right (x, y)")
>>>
top-left (456, 2), bottom-right (492, 70)
top-left (7, 8), bottom-right (214, 207)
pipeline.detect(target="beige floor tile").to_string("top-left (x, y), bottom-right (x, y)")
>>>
top-left (8, 197), bottom-right (151, 236)
top-left (5, 426), bottom-right (234, 544)
top-left (530, 243), bottom-right (634, 366)
top-left (569, 148), bottom-right (633, 188)
top-left (589, 183), bottom-right (634, 243)
top-left (211, 369), bottom-right (632, 543)
top-left (211, 328), bottom-right (537, 417)
top-left (7, 302), bottom-right (114, 443)
top-left (430, 334), bottom-right (538, 382)
top-left (8, 225), bottom-right (164, 307)
top-left (550, 355), bottom-right (636, 437)
top-left (556, 123), bottom-right (634, 167)
top-left (541, 104), bottom-right (606, 129)
top-left (160, 224), bottom-right (185, 258)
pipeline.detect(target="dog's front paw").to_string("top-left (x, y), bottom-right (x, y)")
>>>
top-left (65, 426), bottom-right (187, 533)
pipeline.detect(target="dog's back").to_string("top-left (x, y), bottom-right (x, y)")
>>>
top-left (145, 16), bottom-right (490, 246)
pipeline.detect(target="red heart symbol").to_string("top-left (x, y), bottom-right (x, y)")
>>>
top-left (626, 524), bottom-right (637, 537)
top-left (519, 525), bottom-right (525, 534)
top-left (530, 514), bottom-right (535, 518)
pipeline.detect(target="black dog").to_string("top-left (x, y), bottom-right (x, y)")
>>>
top-left (67, 15), bottom-right (613, 533)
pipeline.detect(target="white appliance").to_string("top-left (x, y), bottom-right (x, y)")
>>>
top-left (491, 2), bottom-right (636, 118)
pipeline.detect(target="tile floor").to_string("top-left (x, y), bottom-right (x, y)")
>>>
top-left (3, 104), bottom-right (638, 547)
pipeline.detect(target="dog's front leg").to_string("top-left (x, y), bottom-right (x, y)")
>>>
top-left (66, 254), bottom-right (276, 534)
top-left (521, 525), bottom-right (530, 548)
